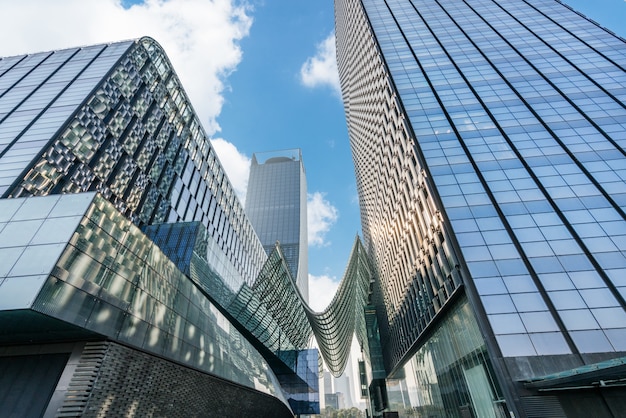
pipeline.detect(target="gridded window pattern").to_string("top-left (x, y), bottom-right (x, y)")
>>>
top-left (0, 37), bottom-right (267, 288)
top-left (338, 0), bottom-right (626, 365)
top-left (336, 0), bottom-right (465, 371)
top-left (12, 193), bottom-right (285, 400)
top-left (280, 349), bottom-right (320, 415)
top-left (0, 193), bottom-right (94, 310)
top-left (386, 297), bottom-right (508, 418)
top-left (245, 150), bottom-right (309, 302)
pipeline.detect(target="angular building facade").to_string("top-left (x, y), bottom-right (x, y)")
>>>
top-left (335, 0), bottom-right (626, 417)
top-left (245, 149), bottom-right (309, 302)
top-left (0, 37), bottom-right (375, 417)
top-left (0, 37), bottom-right (296, 417)
top-left (0, 193), bottom-right (290, 417)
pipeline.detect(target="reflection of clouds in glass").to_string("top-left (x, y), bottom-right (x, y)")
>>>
top-left (95, 307), bottom-right (111, 324)
top-left (147, 327), bottom-right (160, 348)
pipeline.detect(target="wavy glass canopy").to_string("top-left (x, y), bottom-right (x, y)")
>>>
top-left (241, 239), bottom-right (369, 376)
top-left (171, 224), bottom-right (374, 377)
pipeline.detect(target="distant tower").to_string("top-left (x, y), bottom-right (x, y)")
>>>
top-left (0, 37), bottom-right (294, 417)
top-left (245, 149), bottom-right (309, 302)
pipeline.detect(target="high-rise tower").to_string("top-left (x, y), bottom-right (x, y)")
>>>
top-left (336, 0), bottom-right (626, 417)
top-left (0, 36), bottom-right (373, 417)
top-left (0, 37), bottom-right (294, 417)
top-left (245, 149), bottom-right (309, 302)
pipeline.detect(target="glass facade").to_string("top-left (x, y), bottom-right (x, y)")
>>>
top-left (386, 297), bottom-right (506, 418)
top-left (280, 348), bottom-right (321, 415)
top-left (336, 0), bottom-right (466, 374)
top-left (0, 37), bottom-right (268, 288)
top-left (0, 42), bottom-right (134, 197)
top-left (0, 37), bottom-right (378, 413)
top-left (0, 193), bottom-right (92, 311)
top-left (336, 0), bottom-right (626, 416)
top-left (246, 149), bottom-right (309, 302)
top-left (0, 193), bottom-right (286, 403)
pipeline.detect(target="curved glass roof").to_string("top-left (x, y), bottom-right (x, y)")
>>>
top-left (187, 228), bottom-right (373, 377)
top-left (0, 34), bottom-right (374, 378)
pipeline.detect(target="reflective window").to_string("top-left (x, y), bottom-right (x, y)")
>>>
top-left (569, 330), bottom-right (614, 353)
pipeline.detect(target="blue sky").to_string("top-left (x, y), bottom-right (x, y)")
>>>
top-left (565, 0), bottom-right (626, 36)
top-left (215, 0), bottom-right (626, 308)
top-left (0, 0), bottom-right (625, 310)
top-left (216, 0), bottom-right (359, 302)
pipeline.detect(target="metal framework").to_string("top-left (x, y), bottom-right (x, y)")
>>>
top-left (0, 36), bottom-right (374, 381)
top-left (187, 225), bottom-right (373, 377)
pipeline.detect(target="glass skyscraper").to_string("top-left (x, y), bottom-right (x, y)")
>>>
top-left (0, 37), bottom-right (297, 417)
top-left (335, 0), bottom-right (626, 417)
top-left (0, 36), bottom-right (375, 417)
top-left (245, 149), bottom-right (309, 302)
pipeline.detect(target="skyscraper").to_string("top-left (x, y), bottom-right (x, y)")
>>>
top-left (0, 37), bottom-right (295, 417)
top-left (335, 0), bottom-right (626, 417)
top-left (245, 149), bottom-right (309, 302)
top-left (0, 36), bottom-right (374, 417)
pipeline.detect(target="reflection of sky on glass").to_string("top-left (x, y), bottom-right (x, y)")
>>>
top-left (0, 193), bottom-right (93, 310)
top-left (8, 193), bottom-right (287, 403)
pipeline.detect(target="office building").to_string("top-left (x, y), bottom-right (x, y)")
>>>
top-left (335, 0), bottom-right (626, 417)
top-left (245, 149), bottom-right (309, 302)
top-left (0, 37), bottom-right (374, 417)
top-left (0, 36), bottom-right (299, 417)
top-left (0, 193), bottom-right (291, 417)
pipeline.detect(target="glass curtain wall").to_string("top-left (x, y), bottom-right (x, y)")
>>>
top-left (386, 297), bottom-right (506, 418)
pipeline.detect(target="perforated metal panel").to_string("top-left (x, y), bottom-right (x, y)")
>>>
top-left (521, 395), bottom-right (566, 418)
top-left (56, 341), bottom-right (293, 418)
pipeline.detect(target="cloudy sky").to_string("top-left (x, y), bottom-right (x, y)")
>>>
top-left (0, 0), bottom-right (624, 311)
top-left (0, 0), bottom-right (350, 311)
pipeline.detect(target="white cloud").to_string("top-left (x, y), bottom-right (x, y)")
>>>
top-left (308, 192), bottom-right (339, 247)
top-left (300, 31), bottom-right (341, 95)
top-left (308, 273), bottom-right (339, 312)
top-left (0, 0), bottom-right (252, 135)
top-left (210, 138), bottom-right (251, 204)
